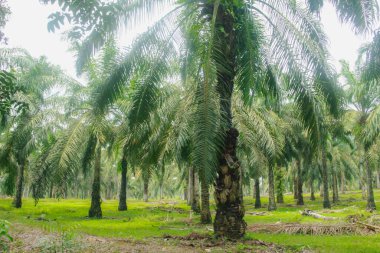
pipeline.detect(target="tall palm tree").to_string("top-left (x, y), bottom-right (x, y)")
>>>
top-left (0, 48), bottom-right (75, 208)
top-left (340, 60), bottom-right (379, 210)
top-left (42, 0), bottom-right (380, 238)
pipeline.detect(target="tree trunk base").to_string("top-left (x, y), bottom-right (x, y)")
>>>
top-left (214, 128), bottom-right (246, 239)
top-left (367, 201), bottom-right (376, 211)
top-left (89, 203), bottom-right (102, 218)
top-left (118, 203), bottom-right (127, 211)
top-left (201, 210), bottom-right (212, 224)
top-left (214, 205), bottom-right (246, 239)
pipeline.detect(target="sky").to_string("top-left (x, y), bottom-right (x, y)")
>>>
top-left (3, 0), bottom-right (375, 81)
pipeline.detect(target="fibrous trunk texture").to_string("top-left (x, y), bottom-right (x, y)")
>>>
top-left (254, 178), bottom-right (261, 209)
top-left (118, 154), bottom-right (128, 211)
top-left (365, 156), bottom-right (376, 210)
top-left (296, 160), bottom-right (304, 206)
top-left (89, 145), bottom-right (102, 218)
top-left (212, 2), bottom-right (246, 239)
top-left (200, 173), bottom-right (212, 224)
top-left (12, 163), bottom-right (25, 208)
top-left (321, 150), bottom-right (331, 208)
top-left (214, 128), bottom-right (246, 239)
top-left (267, 164), bottom-right (277, 211)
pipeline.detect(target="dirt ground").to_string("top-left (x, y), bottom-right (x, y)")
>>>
top-left (8, 224), bottom-right (288, 253)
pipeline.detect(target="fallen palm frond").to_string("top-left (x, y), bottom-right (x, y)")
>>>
top-left (300, 209), bottom-right (338, 220)
top-left (248, 221), bottom-right (380, 235)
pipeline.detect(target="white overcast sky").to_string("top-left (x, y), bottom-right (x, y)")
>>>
top-left (3, 0), bottom-right (376, 80)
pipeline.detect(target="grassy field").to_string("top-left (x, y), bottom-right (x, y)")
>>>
top-left (1, 190), bottom-right (379, 252)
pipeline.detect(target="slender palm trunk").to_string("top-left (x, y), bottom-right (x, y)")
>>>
top-left (188, 167), bottom-right (194, 206)
top-left (192, 171), bottom-right (201, 213)
top-left (293, 176), bottom-right (298, 199)
top-left (365, 155), bottom-right (376, 210)
top-left (118, 154), bottom-right (127, 211)
top-left (321, 149), bottom-right (331, 208)
top-left (184, 177), bottom-right (188, 201)
top-left (296, 160), bottom-right (304, 205)
top-left (332, 171), bottom-right (339, 203)
top-left (267, 164), bottom-right (277, 211)
top-left (89, 145), bottom-right (102, 218)
top-left (340, 171), bottom-right (345, 194)
top-left (12, 162), bottom-right (25, 208)
top-left (254, 178), bottom-right (261, 208)
top-left (376, 170), bottom-right (380, 189)
top-left (49, 181), bottom-right (54, 198)
top-left (143, 175), bottom-right (149, 202)
top-left (200, 172), bottom-right (212, 224)
top-left (319, 182), bottom-right (324, 197)
top-left (310, 178), bottom-right (315, 201)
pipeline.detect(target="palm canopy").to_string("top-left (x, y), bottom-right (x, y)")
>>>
top-left (340, 60), bottom-right (380, 149)
top-left (44, 0), bottom-right (346, 150)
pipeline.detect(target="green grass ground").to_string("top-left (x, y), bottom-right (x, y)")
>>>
top-left (1, 190), bottom-right (379, 252)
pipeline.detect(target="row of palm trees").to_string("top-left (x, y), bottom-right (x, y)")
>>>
top-left (0, 0), bottom-right (379, 239)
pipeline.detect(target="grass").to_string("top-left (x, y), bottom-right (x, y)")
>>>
top-left (0, 189), bottom-right (379, 252)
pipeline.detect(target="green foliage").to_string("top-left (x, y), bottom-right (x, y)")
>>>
top-left (0, 219), bottom-right (13, 252)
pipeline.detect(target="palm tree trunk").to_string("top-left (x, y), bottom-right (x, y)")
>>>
top-left (12, 163), bottom-right (25, 208)
top-left (254, 178), bottom-right (261, 208)
top-left (214, 128), bottom-right (246, 238)
top-left (89, 145), bottom-right (102, 218)
top-left (118, 154), bottom-right (127, 211)
top-left (192, 171), bottom-right (200, 213)
top-left (296, 160), bottom-right (304, 205)
top-left (200, 172), bottom-right (212, 224)
top-left (365, 155), bottom-right (376, 210)
top-left (212, 3), bottom-right (245, 239)
top-left (159, 183), bottom-right (163, 200)
top-left (340, 171), bottom-right (345, 194)
top-left (143, 175), bottom-right (149, 202)
top-left (310, 178), bottom-right (315, 201)
top-left (267, 164), bottom-right (277, 211)
top-left (321, 149), bottom-right (331, 208)
top-left (293, 176), bottom-right (298, 199)
top-left (184, 177), bottom-right (188, 201)
top-left (49, 181), bottom-right (54, 198)
top-left (275, 167), bottom-right (284, 204)
top-left (376, 169), bottom-right (380, 189)
top-left (332, 171), bottom-right (339, 203)
top-left (319, 182), bottom-right (323, 197)
top-left (359, 164), bottom-right (366, 199)
top-left (188, 167), bottom-right (194, 206)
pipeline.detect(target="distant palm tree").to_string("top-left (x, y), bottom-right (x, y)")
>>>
top-left (0, 48), bottom-right (75, 208)
top-left (340, 60), bottom-right (380, 210)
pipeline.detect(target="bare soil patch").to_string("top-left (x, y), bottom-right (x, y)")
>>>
top-left (9, 224), bottom-right (289, 253)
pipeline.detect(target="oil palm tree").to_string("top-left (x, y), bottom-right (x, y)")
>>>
top-left (0, 48), bottom-right (76, 208)
top-left (41, 0), bottom-right (380, 238)
top-left (340, 60), bottom-right (380, 210)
